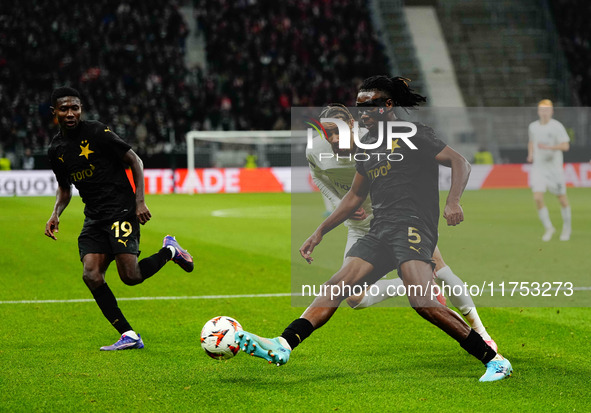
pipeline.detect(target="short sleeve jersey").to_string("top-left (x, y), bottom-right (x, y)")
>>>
top-left (528, 118), bottom-right (569, 170)
top-left (355, 122), bottom-right (446, 231)
top-left (48, 120), bottom-right (135, 221)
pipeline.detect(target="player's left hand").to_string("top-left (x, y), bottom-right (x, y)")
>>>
top-left (136, 201), bottom-right (152, 225)
top-left (443, 203), bottom-right (464, 226)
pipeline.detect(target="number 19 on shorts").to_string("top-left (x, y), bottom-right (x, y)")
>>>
top-left (111, 221), bottom-right (133, 238)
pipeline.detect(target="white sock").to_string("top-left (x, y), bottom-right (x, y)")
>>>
top-left (355, 278), bottom-right (404, 309)
top-left (435, 266), bottom-right (491, 341)
top-left (167, 245), bottom-right (176, 259)
top-left (537, 207), bottom-right (553, 229)
top-left (561, 206), bottom-right (571, 231)
top-left (122, 330), bottom-right (139, 340)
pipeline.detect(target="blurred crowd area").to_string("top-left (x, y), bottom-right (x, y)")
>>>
top-left (550, 0), bottom-right (591, 106)
top-left (0, 0), bottom-right (193, 165)
top-left (1, 0), bottom-right (588, 169)
top-left (198, 0), bottom-right (387, 131)
top-left (0, 0), bottom-right (387, 168)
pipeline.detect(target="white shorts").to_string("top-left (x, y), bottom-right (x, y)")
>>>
top-left (530, 167), bottom-right (566, 195)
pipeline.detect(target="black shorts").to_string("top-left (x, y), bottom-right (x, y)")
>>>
top-left (78, 211), bottom-right (141, 261)
top-left (346, 221), bottom-right (437, 277)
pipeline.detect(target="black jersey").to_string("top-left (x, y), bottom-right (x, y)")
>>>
top-left (48, 120), bottom-right (135, 221)
top-left (355, 122), bottom-right (446, 231)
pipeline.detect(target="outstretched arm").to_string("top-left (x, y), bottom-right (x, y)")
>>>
top-left (300, 172), bottom-right (370, 263)
top-left (45, 185), bottom-right (72, 240)
top-left (435, 146), bottom-right (471, 226)
top-left (537, 141), bottom-right (569, 151)
top-left (527, 141), bottom-right (534, 163)
top-left (122, 149), bottom-right (151, 225)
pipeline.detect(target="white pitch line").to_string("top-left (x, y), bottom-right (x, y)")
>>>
top-left (1, 287), bottom-right (590, 305)
top-left (0, 292), bottom-right (295, 305)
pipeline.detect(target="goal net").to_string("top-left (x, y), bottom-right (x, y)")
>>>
top-left (184, 130), bottom-right (308, 193)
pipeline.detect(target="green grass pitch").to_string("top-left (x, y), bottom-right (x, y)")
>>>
top-left (1, 189), bottom-right (590, 412)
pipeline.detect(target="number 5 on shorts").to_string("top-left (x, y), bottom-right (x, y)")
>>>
top-left (408, 227), bottom-right (421, 244)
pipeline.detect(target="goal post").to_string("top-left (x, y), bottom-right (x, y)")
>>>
top-left (185, 130), bottom-right (294, 172)
top-left (185, 130), bottom-right (303, 193)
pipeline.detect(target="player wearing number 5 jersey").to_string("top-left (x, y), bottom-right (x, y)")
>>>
top-left (236, 76), bottom-right (512, 382)
top-left (307, 103), bottom-right (496, 352)
top-left (45, 87), bottom-right (194, 351)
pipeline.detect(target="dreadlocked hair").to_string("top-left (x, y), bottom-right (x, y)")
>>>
top-left (359, 76), bottom-right (426, 108)
top-left (319, 103), bottom-right (354, 122)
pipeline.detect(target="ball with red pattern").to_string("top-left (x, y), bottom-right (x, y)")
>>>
top-left (200, 316), bottom-right (243, 360)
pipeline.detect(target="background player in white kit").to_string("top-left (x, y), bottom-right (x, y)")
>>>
top-left (307, 102), bottom-right (496, 350)
top-left (527, 99), bottom-right (571, 241)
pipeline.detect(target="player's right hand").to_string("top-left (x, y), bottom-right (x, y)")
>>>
top-left (300, 231), bottom-right (323, 264)
top-left (136, 201), bottom-right (151, 225)
top-left (443, 203), bottom-right (464, 226)
top-left (45, 216), bottom-right (59, 240)
top-left (350, 207), bottom-right (368, 221)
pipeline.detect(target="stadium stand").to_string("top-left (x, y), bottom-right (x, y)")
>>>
top-left (0, 0), bottom-right (388, 168)
top-left (0, 0), bottom-right (196, 165)
top-left (198, 0), bottom-right (389, 130)
top-left (436, 0), bottom-right (575, 107)
top-left (1, 0), bottom-right (589, 167)
top-left (549, 0), bottom-right (591, 106)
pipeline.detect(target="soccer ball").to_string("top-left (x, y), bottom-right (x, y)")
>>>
top-left (200, 316), bottom-right (243, 360)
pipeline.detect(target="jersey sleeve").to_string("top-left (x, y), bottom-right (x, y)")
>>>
top-left (96, 124), bottom-right (132, 159)
top-left (355, 155), bottom-right (367, 177)
top-left (309, 165), bottom-right (342, 211)
top-left (307, 150), bottom-right (342, 210)
top-left (47, 145), bottom-right (70, 189)
top-left (415, 124), bottom-right (447, 159)
top-left (554, 121), bottom-right (570, 143)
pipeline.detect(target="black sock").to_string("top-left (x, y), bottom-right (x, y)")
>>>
top-left (91, 283), bottom-right (132, 335)
top-left (138, 247), bottom-right (172, 281)
top-left (460, 328), bottom-right (496, 364)
top-left (280, 318), bottom-right (315, 350)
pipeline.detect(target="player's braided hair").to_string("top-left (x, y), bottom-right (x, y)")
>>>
top-left (318, 103), bottom-right (354, 121)
top-left (359, 76), bottom-right (426, 108)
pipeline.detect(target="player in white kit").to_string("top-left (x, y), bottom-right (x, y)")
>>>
top-left (527, 99), bottom-right (571, 241)
top-left (307, 103), bottom-right (496, 350)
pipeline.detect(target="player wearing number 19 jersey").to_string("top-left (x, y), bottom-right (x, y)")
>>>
top-left (45, 87), bottom-right (194, 351)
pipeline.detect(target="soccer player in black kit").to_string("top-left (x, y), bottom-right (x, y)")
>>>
top-left (45, 87), bottom-right (194, 351)
top-left (235, 76), bottom-right (513, 382)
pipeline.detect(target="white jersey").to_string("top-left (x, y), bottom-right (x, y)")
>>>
top-left (528, 118), bottom-right (569, 170)
top-left (306, 134), bottom-right (372, 231)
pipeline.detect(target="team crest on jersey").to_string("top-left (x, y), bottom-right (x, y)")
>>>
top-left (379, 108), bottom-right (385, 114)
top-left (79, 140), bottom-right (94, 160)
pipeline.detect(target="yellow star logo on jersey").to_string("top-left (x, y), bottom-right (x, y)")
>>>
top-left (390, 138), bottom-right (401, 152)
top-left (79, 141), bottom-right (94, 160)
